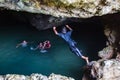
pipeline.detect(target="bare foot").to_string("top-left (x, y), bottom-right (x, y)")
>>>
top-left (86, 57), bottom-right (89, 65)
top-left (81, 56), bottom-right (89, 65)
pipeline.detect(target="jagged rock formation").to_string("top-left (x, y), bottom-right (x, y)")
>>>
top-left (0, 73), bottom-right (74, 80)
top-left (102, 13), bottom-right (120, 59)
top-left (88, 59), bottom-right (120, 80)
top-left (98, 45), bottom-right (114, 59)
top-left (29, 14), bottom-right (68, 30)
top-left (0, 0), bottom-right (120, 18)
top-left (82, 14), bottom-right (120, 80)
top-left (82, 59), bottom-right (120, 80)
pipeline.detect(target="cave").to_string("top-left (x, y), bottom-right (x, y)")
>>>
top-left (0, 10), bottom-right (107, 80)
top-left (0, 0), bottom-right (120, 79)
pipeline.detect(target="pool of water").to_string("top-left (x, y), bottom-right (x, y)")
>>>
top-left (0, 22), bottom-right (106, 80)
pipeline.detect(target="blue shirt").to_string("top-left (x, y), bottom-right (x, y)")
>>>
top-left (58, 30), bottom-right (75, 46)
top-left (58, 30), bottom-right (82, 57)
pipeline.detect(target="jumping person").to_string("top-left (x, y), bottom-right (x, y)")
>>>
top-left (53, 25), bottom-right (89, 64)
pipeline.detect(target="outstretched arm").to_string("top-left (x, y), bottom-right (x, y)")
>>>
top-left (66, 25), bottom-right (72, 31)
top-left (16, 43), bottom-right (22, 48)
top-left (53, 26), bottom-right (58, 35)
top-left (30, 46), bottom-right (39, 50)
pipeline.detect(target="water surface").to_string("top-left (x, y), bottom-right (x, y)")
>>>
top-left (0, 22), bottom-right (106, 80)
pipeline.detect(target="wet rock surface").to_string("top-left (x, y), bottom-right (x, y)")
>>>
top-left (0, 0), bottom-right (120, 18)
top-left (93, 59), bottom-right (120, 80)
top-left (0, 73), bottom-right (74, 80)
top-left (82, 13), bottom-right (120, 80)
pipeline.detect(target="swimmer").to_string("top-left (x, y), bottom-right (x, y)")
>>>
top-left (16, 40), bottom-right (28, 48)
top-left (30, 40), bottom-right (51, 53)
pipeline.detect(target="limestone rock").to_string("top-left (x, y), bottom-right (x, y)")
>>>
top-left (5, 74), bottom-right (26, 80)
top-left (48, 73), bottom-right (74, 80)
top-left (92, 59), bottom-right (120, 80)
top-left (30, 73), bottom-right (48, 80)
top-left (102, 14), bottom-right (120, 59)
top-left (98, 46), bottom-right (114, 59)
top-left (0, 73), bottom-right (74, 80)
top-left (0, 76), bottom-right (4, 80)
top-left (0, 0), bottom-right (120, 18)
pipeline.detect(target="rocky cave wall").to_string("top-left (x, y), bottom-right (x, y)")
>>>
top-left (82, 13), bottom-right (120, 80)
top-left (0, 0), bottom-right (120, 18)
top-left (0, 0), bottom-right (120, 30)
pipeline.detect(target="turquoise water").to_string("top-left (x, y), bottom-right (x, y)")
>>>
top-left (0, 22), bottom-right (105, 80)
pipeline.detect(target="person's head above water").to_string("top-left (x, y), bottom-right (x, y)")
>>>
top-left (23, 40), bottom-right (27, 43)
top-left (44, 40), bottom-right (50, 44)
top-left (62, 27), bottom-right (67, 33)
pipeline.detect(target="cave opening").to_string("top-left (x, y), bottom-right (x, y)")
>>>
top-left (0, 10), bottom-right (107, 80)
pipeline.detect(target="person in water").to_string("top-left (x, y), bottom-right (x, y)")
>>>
top-left (37, 40), bottom-right (51, 50)
top-left (30, 40), bottom-right (51, 53)
top-left (16, 40), bottom-right (28, 48)
top-left (42, 40), bottom-right (51, 49)
top-left (53, 25), bottom-right (89, 64)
